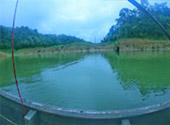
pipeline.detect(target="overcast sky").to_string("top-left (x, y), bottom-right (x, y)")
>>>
top-left (0, 0), bottom-right (169, 42)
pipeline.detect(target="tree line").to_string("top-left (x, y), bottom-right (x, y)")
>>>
top-left (102, 0), bottom-right (170, 43)
top-left (0, 25), bottom-right (86, 49)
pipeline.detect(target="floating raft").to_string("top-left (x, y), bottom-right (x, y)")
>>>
top-left (0, 90), bottom-right (170, 125)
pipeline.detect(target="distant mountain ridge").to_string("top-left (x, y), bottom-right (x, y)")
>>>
top-left (0, 25), bottom-right (87, 49)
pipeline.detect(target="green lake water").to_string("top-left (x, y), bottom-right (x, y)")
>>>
top-left (0, 51), bottom-right (170, 111)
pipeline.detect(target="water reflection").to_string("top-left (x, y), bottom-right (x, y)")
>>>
top-left (0, 51), bottom-right (170, 110)
top-left (0, 53), bottom-right (86, 87)
top-left (103, 51), bottom-right (170, 97)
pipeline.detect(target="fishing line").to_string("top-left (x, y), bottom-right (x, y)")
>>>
top-left (12, 0), bottom-right (27, 118)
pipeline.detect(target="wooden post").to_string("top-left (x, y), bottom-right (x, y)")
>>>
top-left (121, 119), bottom-right (131, 125)
top-left (24, 110), bottom-right (37, 125)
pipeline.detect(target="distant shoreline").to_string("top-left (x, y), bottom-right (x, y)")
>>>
top-left (0, 39), bottom-right (170, 57)
top-left (0, 45), bottom-right (116, 57)
top-left (0, 52), bottom-right (9, 58)
top-left (116, 39), bottom-right (170, 51)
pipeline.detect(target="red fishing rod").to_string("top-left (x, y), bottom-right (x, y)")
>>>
top-left (12, 0), bottom-right (27, 118)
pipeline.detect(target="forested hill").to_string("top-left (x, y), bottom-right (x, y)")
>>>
top-left (0, 25), bottom-right (86, 49)
top-left (102, 0), bottom-right (170, 43)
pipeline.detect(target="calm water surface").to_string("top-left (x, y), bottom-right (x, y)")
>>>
top-left (0, 51), bottom-right (170, 111)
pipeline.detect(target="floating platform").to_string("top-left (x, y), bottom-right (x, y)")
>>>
top-left (0, 90), bottom-right (170, 125)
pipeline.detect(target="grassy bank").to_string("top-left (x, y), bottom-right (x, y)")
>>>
top-left (113, 39), bottom-right (170, 51)
top-left (0, 51), bottom-right (10, 58)
top-left (0, 42), bottom-right (115, 56)
top-left (16, 43), bottom-right (115, 55)
top-left (1, 39), bottom-right (170, 57)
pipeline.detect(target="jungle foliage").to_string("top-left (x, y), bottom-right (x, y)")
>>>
top-left (0, 25), bottom-right (86, 49)
top-left (102, 0), bottom-right (170, 43)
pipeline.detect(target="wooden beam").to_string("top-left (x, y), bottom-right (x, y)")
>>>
top-left (121, 119), bottom-right (131, 125)
top-left (24, 110), bottom-right (37, 125)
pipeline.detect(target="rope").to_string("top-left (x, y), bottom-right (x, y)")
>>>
top-left (12, 0), bottom-right (27, 118)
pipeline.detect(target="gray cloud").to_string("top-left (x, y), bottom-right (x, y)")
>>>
top-left (1, 0), bottom-right (169, 42)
